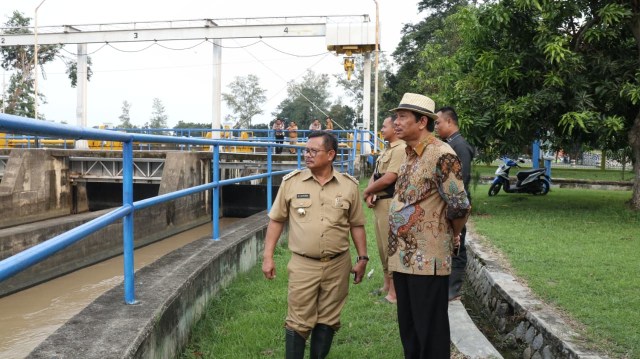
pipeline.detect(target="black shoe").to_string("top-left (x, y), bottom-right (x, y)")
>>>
top-left (309, 324), bottom-right (335, 359)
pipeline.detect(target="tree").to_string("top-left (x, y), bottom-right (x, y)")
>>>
top-left (148, 98), bottom-right (168, 128)
top-left (327, 101), bottom-right (357, 130)
top-left (64, 56), bottom-right (94, 88)
top-left (118, 101), bottom-right (134, 128)
top-left (273, 70), bottom-right (332, 129)
top-left (173, 120), bottom-right (210, 137)
top-left (384, 0), bottom-right (470, 117)
top-left (0, 11), bottom-right (61, 118)
top-left (222, 74), bottom-right (267, 128)
top-left (406, 0), bottom-right (640, 208)
top-left (0, 11), bottom-right (91, 119)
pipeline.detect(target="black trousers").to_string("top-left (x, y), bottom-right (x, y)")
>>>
top-left (393, 272), bottom-right (450, 359)
top-left (275, 134), bottom-right (284, 154)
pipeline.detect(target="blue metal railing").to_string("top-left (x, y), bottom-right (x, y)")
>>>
top-left (0, 114), bottom-right (374, 304)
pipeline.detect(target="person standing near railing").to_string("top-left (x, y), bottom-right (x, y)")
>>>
top-left (287, 121), bottom-right (299, 154)
top-left (262, 131), bottom-right (368, 359)
top-left (325, 117), bottom-right (334, 132)
top-left (309, 118), bottom-right (322, 131)
top-left (273, 118), bottom-right (285, 154)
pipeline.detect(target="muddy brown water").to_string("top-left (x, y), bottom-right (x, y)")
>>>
top-left (0, 219), bottom-right (238, 358)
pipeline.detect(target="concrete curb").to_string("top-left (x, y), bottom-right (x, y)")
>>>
top-left (449, 300), bottom-right (503, 358)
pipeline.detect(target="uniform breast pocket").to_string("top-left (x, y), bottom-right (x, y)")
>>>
top-left (378, 153), bottom-right (391, 169)
top-left (327, 201), bottom-right (350, 225)
top-left (292, 199), bottom-right (312, 223)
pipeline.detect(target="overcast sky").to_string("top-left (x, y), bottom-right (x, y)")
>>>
top-left (1, 0), bottom-right (424, 128)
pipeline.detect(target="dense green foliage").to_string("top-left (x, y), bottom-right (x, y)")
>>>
top-left (272, 70), bottom-right (333, 130)
top-left (389, 0), bottom-right (640, 208)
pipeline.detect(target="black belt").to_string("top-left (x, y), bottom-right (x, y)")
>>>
top-left (376, 194), bottom-right (394, 200)
top-left (294, 251), bottom-right (345, 262)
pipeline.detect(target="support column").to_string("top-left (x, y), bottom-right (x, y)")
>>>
top-left (211, 39), bottom-right (222, 139)
top-left (76, 43), bottom-right (89, 149)
top-left (362, 54), bottom-right (372, 154)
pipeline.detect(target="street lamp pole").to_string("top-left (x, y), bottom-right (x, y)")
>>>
top-left (34, 0), bottom-right (47, 121)
top-left (373, 0), bottom-right (380, 153)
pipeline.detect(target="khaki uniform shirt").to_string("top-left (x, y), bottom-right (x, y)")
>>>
top-left (269, 168), bottom-right (365, 257)
top-left (373, 140), bottom-right (406, 197)
top-left (388, 135), bottom-right (470, 276)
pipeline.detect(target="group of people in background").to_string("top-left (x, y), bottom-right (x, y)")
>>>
top-left (272, 117), bottom-right (335, 154)
top-left (263, 92), bottom-right (475, 359)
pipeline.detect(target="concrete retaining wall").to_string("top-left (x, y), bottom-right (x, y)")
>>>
top-left (28, 211), bottom-right (270, 359)
top-left (465, 227), bottom-right (606, 358)
top-left (0, 151), bottom-right (210, 297)
top-left (0, 149), bottom-right (72, 229)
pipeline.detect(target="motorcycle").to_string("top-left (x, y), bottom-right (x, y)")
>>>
top-left (488, 157), bottom-right (550, 196)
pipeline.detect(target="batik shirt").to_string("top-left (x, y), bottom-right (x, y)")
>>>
top-left (388, 135), bottom-right (471, 276)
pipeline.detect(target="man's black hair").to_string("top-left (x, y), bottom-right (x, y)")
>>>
top-left (410, 111), bottom-right (436, 132)
top-left (308, 131), bottom-right (338, 154)
top-left (435, 106), bottom-right (459, 126)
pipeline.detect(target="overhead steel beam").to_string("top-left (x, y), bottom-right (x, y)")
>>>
top-left (0, 23), bottom-right (327, 46)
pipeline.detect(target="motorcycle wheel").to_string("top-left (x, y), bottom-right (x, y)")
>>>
top-left (488, 182), bottom-right (502, 196)
top-left (533, 179), bottom-right (550, 195)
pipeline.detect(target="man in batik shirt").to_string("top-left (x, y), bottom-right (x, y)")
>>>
top-left (388, 93), bottom-right (471, 359)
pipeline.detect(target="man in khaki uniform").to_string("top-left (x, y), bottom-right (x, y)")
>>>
top-left (363, 116), bottom-right (406, 304)
top-left (262, 131), bottom-right (368, 359)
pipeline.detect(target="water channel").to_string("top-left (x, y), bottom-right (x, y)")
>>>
top-left (0, 219), bottom-right (238, 358)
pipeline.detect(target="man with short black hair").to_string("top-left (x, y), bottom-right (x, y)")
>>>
top-left (435, 106), bottom-right (475, 301)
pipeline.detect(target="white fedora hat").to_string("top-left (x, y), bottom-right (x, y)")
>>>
top-left (390, 93), bottom-right (438, 120)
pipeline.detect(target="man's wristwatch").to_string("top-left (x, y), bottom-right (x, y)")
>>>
top-left (357, 255), bottom-right (369, 262)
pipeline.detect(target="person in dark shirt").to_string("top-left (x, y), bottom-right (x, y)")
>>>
top-left (435, 106), bottom-right (475, 301)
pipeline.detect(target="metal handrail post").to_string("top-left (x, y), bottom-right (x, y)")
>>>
top-left (267, 145), bottom-right (273, 212)
top-left (122, 140), bottom-right (136, 304)
top-left (212, 144), bottom-right (220, 240)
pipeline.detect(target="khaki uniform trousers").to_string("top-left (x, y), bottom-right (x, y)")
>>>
top-left (288, 137), bottom-right (298, 153)
top-left (373, 198), bottom-right (392, 277)
top-left (285, 251), bottom-right (351, 338)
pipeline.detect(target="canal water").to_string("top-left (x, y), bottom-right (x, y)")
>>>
top-left (0, 219), bottom-right (238, 358)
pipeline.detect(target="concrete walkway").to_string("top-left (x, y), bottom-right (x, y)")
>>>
top-left (449, 300), bottom-right (503, 358)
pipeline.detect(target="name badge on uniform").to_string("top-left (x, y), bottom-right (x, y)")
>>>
top-left (297, 194), bottom-right (310, 198)
top-left (335, 193), bottom-right (343, 207)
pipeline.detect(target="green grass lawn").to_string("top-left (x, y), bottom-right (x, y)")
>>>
top-left (470, 184), bottom-right (640, 358)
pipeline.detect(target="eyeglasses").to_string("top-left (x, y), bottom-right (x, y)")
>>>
top-left (303, 148), bottom-right (329, 157)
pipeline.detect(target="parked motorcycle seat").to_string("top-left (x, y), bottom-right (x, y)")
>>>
top-left (516, 168), bottom-right (546, 181)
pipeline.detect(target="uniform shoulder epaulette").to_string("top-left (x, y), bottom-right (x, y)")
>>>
top-left (283, 169), bottom-right (302, 181)
top-left (341, 172), bottom-right (359, 185)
